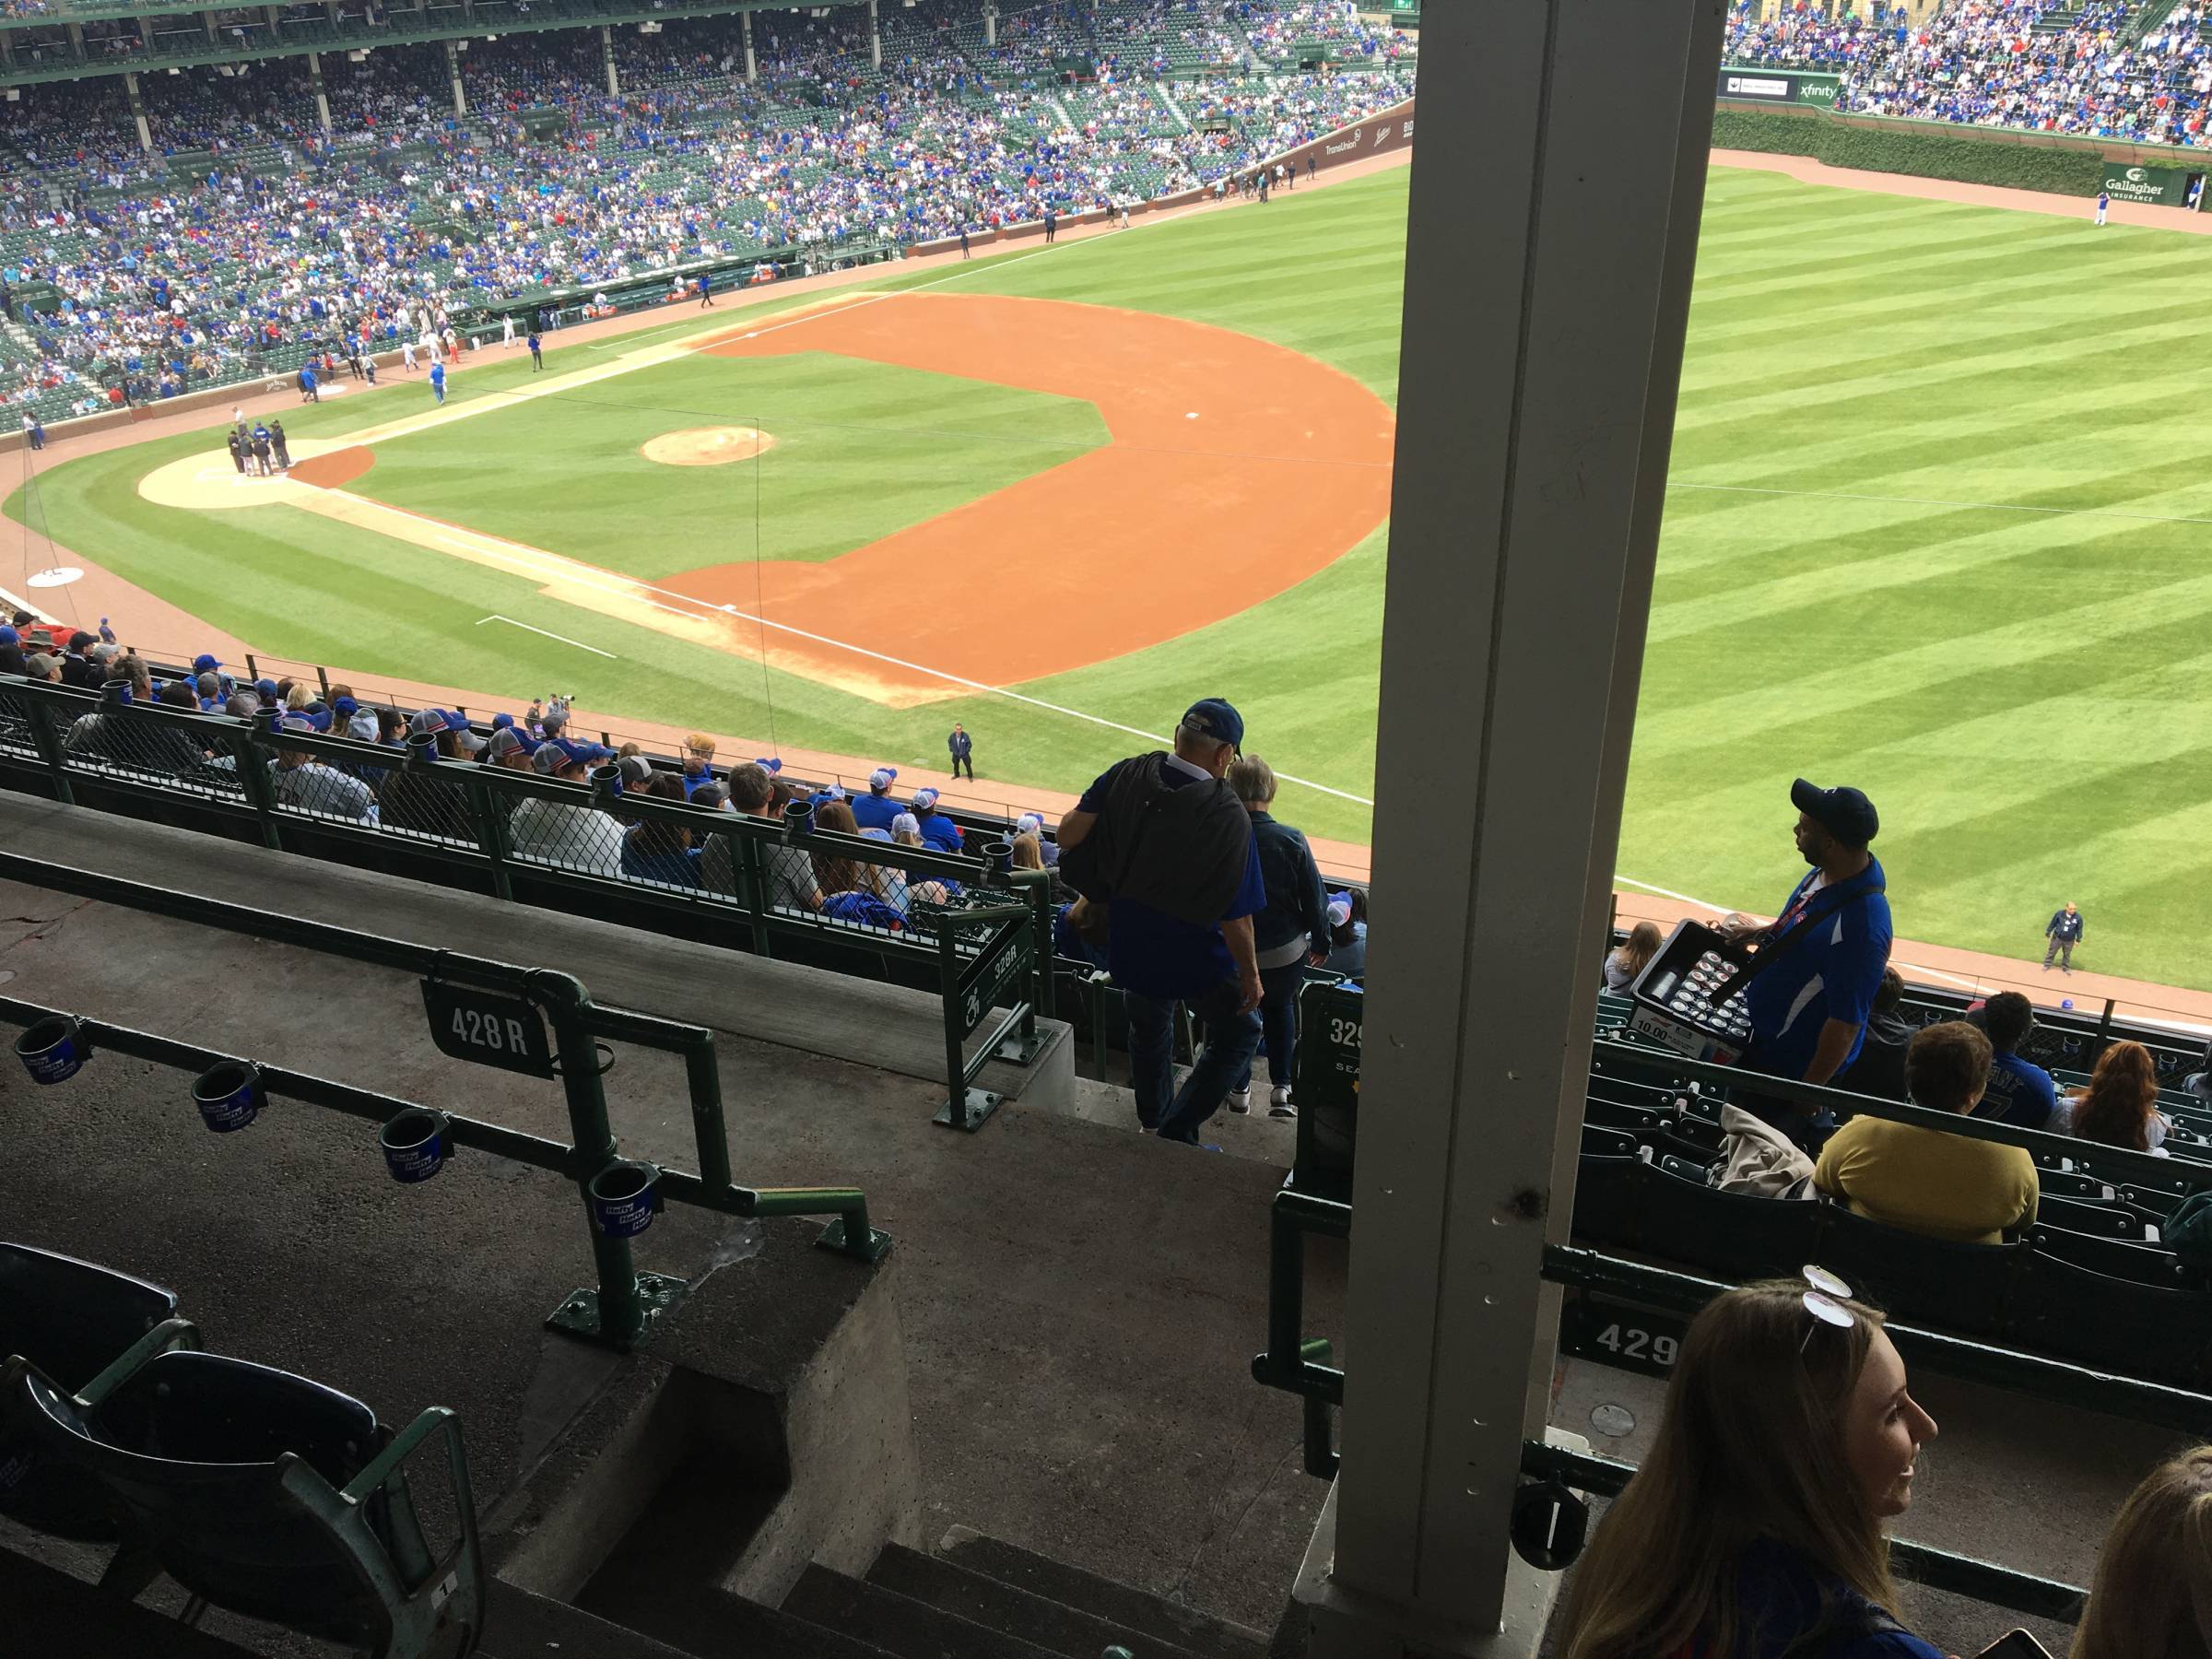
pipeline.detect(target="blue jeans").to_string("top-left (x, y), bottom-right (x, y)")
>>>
top-left (1235, 960), bottom-right (1307, 1092)
top-left (1125, 979), bottom-right (1263, 1143)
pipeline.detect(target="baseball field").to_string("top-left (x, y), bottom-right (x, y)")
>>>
top-left (11, 159), bottom-right (2212, 989)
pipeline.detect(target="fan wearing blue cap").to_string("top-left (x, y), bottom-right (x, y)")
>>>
top-left (1721, 777), bottom-right (1894, 1146)
top-left (1056, 697), bottom-right (1265, 1142)
top-left (851, 766), bottom-right (901, 832)
top-left (908, 786), bottom-right (962, 854)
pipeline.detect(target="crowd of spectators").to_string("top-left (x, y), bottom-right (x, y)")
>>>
top-left (0, 1), bottom-right (1413, 424)
top-left (1724, 0), bottom-right (2212, 148)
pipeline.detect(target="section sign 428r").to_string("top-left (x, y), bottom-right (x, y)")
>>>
top-left (420, 980), bottom-right (555, 1077)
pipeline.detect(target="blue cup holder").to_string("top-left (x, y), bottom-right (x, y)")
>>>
top-left (380, 1108), bottom-right (453, 1183)
top-left (15, 1015), bottom-right (88, 1086)
top-left (589, 1160), bottom-right (662, 1239)
top-left (192, 1060), bottom-right (263, 1134)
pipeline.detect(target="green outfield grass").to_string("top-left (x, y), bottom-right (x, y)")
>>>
top-left (13, 165), bottom-right (2212, 988)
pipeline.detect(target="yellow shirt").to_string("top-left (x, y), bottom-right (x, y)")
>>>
top-left (1813, 1115), bottom-right (2039, 1246)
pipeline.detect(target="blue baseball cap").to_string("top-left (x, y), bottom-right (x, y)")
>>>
top-left (552, 736), bottom-right (613, 766)
top-left (0, 627), bottom-right (19, 646)
top-left (191, 653), bottom-right (219, 674)
top-left (755, 756), bottom-right (782, 774)
top-left (332, 695), bottom-right (359, 718)
top-left (254, 677), bottom-right (278, 700)
top-left (1790, 778), bottom-right (1878, 848)
top-left (1181, 698), bottom-right (1243, 750)
top-left (911, 787), bottom-right (940, 811)
top-left (490, 712), bottom-right (515, 730)
top-left (869, 766), bottom-right (898, 791)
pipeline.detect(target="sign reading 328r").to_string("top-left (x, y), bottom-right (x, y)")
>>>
top-left (420, 980), bottom-right (555, 1077)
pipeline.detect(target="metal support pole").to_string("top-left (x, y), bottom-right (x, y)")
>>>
top-left (2092, 997), bottom-right (2117, 1067)
top-left (20, 698), bottom-right (74, 806)
top-left (446, 39), bottom-right (465, 117)
top-left (232, 728), bottom-right (285, 853)
top-left (1012, 866), bottom-right (1055, 1021)
top-left (531, 971), bottom-right (660, 1350)
top-left (1307, 2), bottom-right (1724, 1653)
top-left (869, 0), bottom-right (881, 69)
top-left (738, 834), bottom-right (772, 957)
top-left (601, 24), bottom-right (617, 97)
top-left (984, 0), bottom-right (997, 48)
top-left (309, 51), bottom-right (332, 132)
top-left (741, 8), bottom-right (757, 80)
top-left (124, 72), bottom-right (151, 153)
top-left (937, 922), bottom-right (974, 1130)
top-left (465, 774), bottom-right (513, 903)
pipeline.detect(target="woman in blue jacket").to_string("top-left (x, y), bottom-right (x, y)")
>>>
top-left (1225, 756), bottom-right (1330, 1120)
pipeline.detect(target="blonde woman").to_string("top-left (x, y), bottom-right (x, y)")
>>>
top-left (1603, 921), bottom-right (1664, 994)
top-left (2070, 1446), bottom-right (2212, 1658)
top-left (1551, 1278), bottom-right (1943, 1659)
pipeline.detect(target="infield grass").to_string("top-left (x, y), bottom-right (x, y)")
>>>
top-left (14, 165), bottom-right (2212, 988)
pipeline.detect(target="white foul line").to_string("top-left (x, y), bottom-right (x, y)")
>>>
top-left (474, 613), bottom-right (618, 658)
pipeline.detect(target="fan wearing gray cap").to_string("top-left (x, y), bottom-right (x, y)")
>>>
top-left (1056, 697), bottom-right (1265, 1143)
top-left (509, 740), bottom-right (624, 877)
top-left (1719, 778), bottom-right (1893, 1145)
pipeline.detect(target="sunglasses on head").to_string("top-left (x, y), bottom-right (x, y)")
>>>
top-left (1799, 1265), bottom-right (1855, 1354)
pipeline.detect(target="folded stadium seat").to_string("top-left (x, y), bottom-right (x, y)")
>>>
top-left (1589, 1047), bottom-right (1689, 1092)
top-left (2035, 1194), bottom-right (2150, 1241)
top-left (2030, 1224), bottom-right (2195, 1289)
top-left (0, 1349), bottom-right (482, 1657)
top-left (1584, 1098), bottom-right (1665, 1137)
top-left (2035, 1169), bottom-right (2119, 1202)
top-left (2120, 1182), bottom-right (2183, 1218)
top-left (1631, 1159), bottom-right (1823, 1281)
top-left (1579, 1125), bottom-right (1641, 1162)
top-left (0, 1241), bottom-right (197, 1539)
top-left (1814, 1206), bottom-right (2026, 1344)
top-left (1586, 1073), bottom-right (1688, 1114)
top-left (2012, 1252), bottom-right (2212, 1389)
top-left (1655, 1153), bottom-right (1715, 1183)
top-left (1572, 1153), bottom-right (1642, 1247)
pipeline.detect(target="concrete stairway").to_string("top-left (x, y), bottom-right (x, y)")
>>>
top-left (552, 1525), bottom-right (1275, 1659)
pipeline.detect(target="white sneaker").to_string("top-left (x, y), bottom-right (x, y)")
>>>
top-left (1227, 1088), bottom-right (1252, 1114)
top-left (1269, 1087), bottom-right (1296, 1120)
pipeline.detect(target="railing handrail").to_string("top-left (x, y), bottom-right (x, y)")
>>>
top-left (0, 853), bottom-right (893, 1349)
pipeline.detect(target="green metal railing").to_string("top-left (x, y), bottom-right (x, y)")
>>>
top-left (0, 853), bottom-right (889, 1350)
top-left (1250, 1187), bottom-right (2208, 1622)
top-left (0, 677), bottom-right (1055, 1128)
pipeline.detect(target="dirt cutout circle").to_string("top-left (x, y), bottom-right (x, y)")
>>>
top-left (642, 427), bottom-right (775, 466)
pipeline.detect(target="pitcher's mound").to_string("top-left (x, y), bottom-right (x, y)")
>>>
top-left (642, 426), bottom-right (775, 465)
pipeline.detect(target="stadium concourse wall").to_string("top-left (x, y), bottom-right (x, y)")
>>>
top-left (1713, 99), bottom-right (2212, 200)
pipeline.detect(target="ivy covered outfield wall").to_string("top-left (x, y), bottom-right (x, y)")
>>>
top-left (1712, 103), bottom-right (2211, 198)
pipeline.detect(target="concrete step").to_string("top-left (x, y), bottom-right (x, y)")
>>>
top-left (869, 1539), bottom-right (1212, 1659)
top-left (486, 1580), bottom-right (703, 1659)
top-left (935, 1526), bottom-right (1270, 1659)
top-left (574, 1573), bottom-right (898, 1659)
top-left (783, 1559), bottom-right (1063, 1659)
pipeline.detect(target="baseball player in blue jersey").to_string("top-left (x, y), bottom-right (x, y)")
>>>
top-left (429, 359), bottom-right (446, 405)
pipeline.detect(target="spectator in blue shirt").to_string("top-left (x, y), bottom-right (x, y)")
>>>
top-left (908, 787), bottom-right (962, 854)
top-left (1971, 991), bottom-right (2057, 1132)
top-left (1058, 698), bottom-right (1265, 1142)
top-left (1727, 779), bottom-right (1892, 1145)
top-left (851, 768), bottom-right (900, 832)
